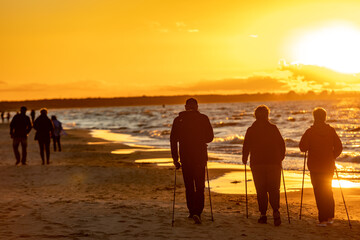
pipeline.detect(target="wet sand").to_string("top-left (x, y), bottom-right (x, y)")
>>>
top-left (0, 123), bottom-right (359, 240)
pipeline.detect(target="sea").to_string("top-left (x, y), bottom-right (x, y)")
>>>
top-left (44, 99), bottom-right (360, 181)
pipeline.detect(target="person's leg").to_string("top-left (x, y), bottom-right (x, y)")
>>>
top-left (58, 136), bottom-right (61, 152)
top-left (267, 165), bottom-right (281, 212)
top-left (12, 138), bottom-right (21, 165)
top-left (20, 138), bottom-right (28, 165)
top-left (45, 139), bottom-right (50, 164)
top-left (310, 172), bottom-right (328, 223)
top-left (321, 172), bottom-right (335, 221)
top-left (267, 165), bottom-right (282, 226)
top-left (38, 140), bottom-right (45, 164)
top-left (251, 166), bottom-right (269, 216)
top-left (193, 164), bottom-right (205, 216)
top-left (53, 137), bottom-right (57, 151)
top-left (182, 164), bottom-right (196, 217)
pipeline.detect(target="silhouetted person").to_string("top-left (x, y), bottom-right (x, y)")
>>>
top-left (34, 108), bottom-right (54, 165)
top-left (299, 107), bottom-right (342, 226)
top-left (170, 98), bottom-right (214, 224)
top-left (10, 106), bottom-right (32, 165)
top-left (30, 110), bottom-right (35, 124)
top-left (51, 115), bottom-right (63, 152)
top-left (6, 112), bottom-right (11, 122)
top-left (1, 112), bottom-right (4, 123)
top-left (242, 105), bottom-right (285, 226)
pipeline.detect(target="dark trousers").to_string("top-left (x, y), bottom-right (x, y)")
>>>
top-left (251, 165), bottom-right (281, 215)
top-left (310, 172), bottom-right (335, 222)
top-left (13, 137), bottom-right (27, 164)
top-left (53, 136), bottom-right (61, 151)
top-left (38, 139), bottom-right (50, 164)
top-left (182, 163), bottom-right (205, 216)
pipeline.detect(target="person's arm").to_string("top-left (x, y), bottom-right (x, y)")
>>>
top-left (203, 115), bottom-right (214, 143)
top-left (9, 117), bottom-right (14, 138)
top-left (333, 129), bottom-right (343, 159)
top-left (275, 126), bottom-right (286, 161)
top-left (299, 129), bottom-right (310, 152)
top-left (170, 118), bottom-right (180, 169)
top-left (26, 117), bottom-right (32, 134)
top-left (242, 128), bottom-right (251, 164)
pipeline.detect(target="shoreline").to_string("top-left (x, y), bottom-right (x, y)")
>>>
top-left (1, 123), bottom-right (359, 239)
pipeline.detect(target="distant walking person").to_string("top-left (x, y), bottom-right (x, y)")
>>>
top-left (7, 112), bottom-right (11, 122)
top-left (170, 98), bottom-right (214, 224)
top-left (299, 107), bottom-right (342, 226)
top-left (30, 110), bottom-right (36, 124)
top-left (1, 112), bottom-right (4, 123)
top-left (34, 108), bottom-right (54, 165)
top-left (242, 105), bottom-right (285, 226)
top-left (51, 115), bottom-right (63, 152)
top-left (9, 106), bottom-right (32, 165)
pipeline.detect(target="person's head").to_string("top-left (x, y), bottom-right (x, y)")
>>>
top-left (185, 98), bottom-right (198, 111)
top-left (254, 105), bottom-right (270, 121)
top-left (51, 115), bottom-right (57, 120)
top-left (40, 108), bottom-right (48, 116)
top-left (313, 107), bottom-right (326, 123)
top-left (20, 106), bottom-right (27, 114)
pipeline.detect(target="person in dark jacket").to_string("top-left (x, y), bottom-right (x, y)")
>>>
top-left (34, 108), bottom-right (54, 165)
top-left (170, 98), bottom-right (214, 224)
top-left (10, 106), bottom-right (32, 165)
top-left (242, 105), bottom-right (285, 226)
top-left (51, 115), bottom-right (63, 151)
top-left (299, 107), bottom-right (342, 226)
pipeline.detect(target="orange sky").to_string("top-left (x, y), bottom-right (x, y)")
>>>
top-left (1, 0), bottom-right (360, 100)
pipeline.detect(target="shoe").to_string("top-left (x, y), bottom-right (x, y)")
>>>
top-left (273, 210), bottom-right (281, 226)
top-left (258, 215), bottom-right (267, 224)
top-left (317, 222), bottom-right (327, 227)
top-left (193, 215), bottom-right (202, 224)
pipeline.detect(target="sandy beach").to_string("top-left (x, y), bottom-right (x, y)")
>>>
top-left (0, 123), bottom-right (359, 240)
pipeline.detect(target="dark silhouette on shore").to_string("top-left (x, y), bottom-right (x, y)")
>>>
top-left (1, 112), bottom-right (4, 123)
top-left (51, 115), bottom-right (63, 152)
top-left (170, 98), bottom-right (214, 224)
top-left (242, 105), bottom-right (285, 226)
top-left (299, 107), bottom-right (342, 226)
top-left (9, 106), bottom-right (32, 165)
top-left (6, 112), bottom-right (11, 122)
top-left (30, 110), bottom-right (35, 124)
top-left (34, 108), bottom-right (54, 165)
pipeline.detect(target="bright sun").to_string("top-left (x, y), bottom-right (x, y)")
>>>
top-left (292, 23), bottom-right (360, 74)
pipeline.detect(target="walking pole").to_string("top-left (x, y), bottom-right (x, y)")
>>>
top-left (171, 168), bottom-right (177, 227)
top-left (206, 164), bottom-right (214, 221)
top-left (335, 167), bottom-right (352, 229)
top-left (245, 163), bottom-right (248, 218)
top-left (299, 151), bottom-right (307, 220)
top-left (281, 166), bottom-right (290, 223)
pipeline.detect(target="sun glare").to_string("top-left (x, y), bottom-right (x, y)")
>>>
top-left (292, 23), bottom-right (360, 74)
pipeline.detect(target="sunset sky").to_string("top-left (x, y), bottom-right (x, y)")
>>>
top-left (1, 0), bottom-right (360, 100)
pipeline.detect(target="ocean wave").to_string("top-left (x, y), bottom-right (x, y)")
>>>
top-left (347, 127), bottom-right (360, 132)
top-left (213, 121), bottom-right (239, 128)
top-left (213, 135), bottom-right (244, 144)
top-left (285, 138), bottom-right (299, 147)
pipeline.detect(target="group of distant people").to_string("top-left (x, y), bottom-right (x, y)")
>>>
top-left (1, 111), bottom-right (11, 123)
top-left (171, 98), bottom-right (342, 227)
top-left (9, 106), bottom-right (63, 165)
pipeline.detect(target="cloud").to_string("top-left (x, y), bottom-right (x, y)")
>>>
top-left (279, 61), bottom-right (360, 90)
top-left (163, 75), bottom-right (288, 93)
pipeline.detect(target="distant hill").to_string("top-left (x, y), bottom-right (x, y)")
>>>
top-left (0, 91), bottom-right (357, 111)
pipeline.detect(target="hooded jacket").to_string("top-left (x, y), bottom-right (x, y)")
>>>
top-left (299, 122), bottom-right (342, 173)
top-left (242, 120), bottom-right (285, 167)
top-left (170, 110), bottom-right (214, 166)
